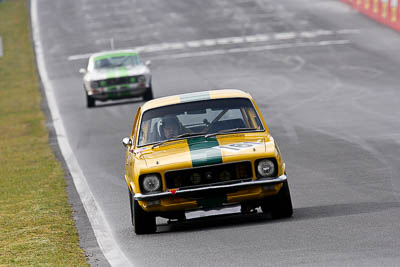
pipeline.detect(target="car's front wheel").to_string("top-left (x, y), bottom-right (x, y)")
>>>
top-left (261, 180), bottom-right (293, 219)
top-left (129, 189), bottom-right (156, 234)
top-left (86, 93), bottom-right (95, 108)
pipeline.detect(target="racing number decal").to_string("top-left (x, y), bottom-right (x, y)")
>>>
top-left (187, 139), bottom-right (262, 167)
top-left (219, 142), bottom-right (261, 151)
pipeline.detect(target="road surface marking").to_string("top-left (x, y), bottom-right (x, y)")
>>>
top-left (149, 40), bottom-right (352, 60)
top-left (68, 28), bottom-right (360, 61)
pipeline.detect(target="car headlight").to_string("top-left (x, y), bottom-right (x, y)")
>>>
top-left (256, 159), bottom-right (276, 178)
top-left (138, 75), bottom-right (146, 83)
top-left (141, 174), bottom-right (161, 193)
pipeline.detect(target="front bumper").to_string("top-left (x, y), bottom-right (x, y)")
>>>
top-left (134, 174), bottom-right (287, 201)
top-left (90, 85), bottom-right (148, 100)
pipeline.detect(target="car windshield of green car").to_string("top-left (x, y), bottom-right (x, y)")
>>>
top-left (137, 98), bottom-right (265, 147)
top-left (94, 54), bottom-right (141, 69)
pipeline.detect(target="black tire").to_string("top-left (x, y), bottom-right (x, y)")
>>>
top-left (86, 94), bottom-right (95, 108)
top-left (129, 189), bottom-right (156, 234)
top-left (261, 180), bottom-right (293, 219)
top-left (143, 86), bottom-right (154, 101)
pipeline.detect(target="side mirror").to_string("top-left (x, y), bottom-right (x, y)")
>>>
top-left (122, 137), bottom-right (132, 147)
top-left (79, 68), bottom-right (87, 74)
top-left (145, 60), bottom-right (152, 67)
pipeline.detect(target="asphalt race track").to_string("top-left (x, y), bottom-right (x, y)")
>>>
top-left (32, 0), bottom-right (400, 266)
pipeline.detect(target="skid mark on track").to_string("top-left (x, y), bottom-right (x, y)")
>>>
top-left (268, 59), bottom-right (344, 124)
top-left (283, 55), bottom-right (306, 72)
top-left (339, 65), bottom-right (383, 79)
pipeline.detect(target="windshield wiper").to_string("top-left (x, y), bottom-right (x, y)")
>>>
top-left (205, 127), bottom-right (257, 138)
top-left (151, 128), bottom-right (258, 148)
top-left (151, 138), bottom-right (180, 149)
top-left (151, 132), bottom-right (207, 149)
top-left (175, 132), bottom-right (207, 139)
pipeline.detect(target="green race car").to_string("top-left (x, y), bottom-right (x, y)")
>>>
top-left (80, 49), bottom-right (153, 107)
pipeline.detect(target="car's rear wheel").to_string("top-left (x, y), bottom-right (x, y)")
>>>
top-left (86, 94), bottom-right (95, 108)
top-left (129, 189), bottom-right (156, 234)
top-left (261, 180), bottom-right (293, 219)
top-left (143, 85), bottom-right (154, 101)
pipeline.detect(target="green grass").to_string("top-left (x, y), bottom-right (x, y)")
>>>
top-left (0, 0), bottom-right (89, 265)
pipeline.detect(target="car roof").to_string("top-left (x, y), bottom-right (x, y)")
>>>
top-left (89, 49), bottom-right (139, 61)
top-left (141, 89), bottom-right (253, 112)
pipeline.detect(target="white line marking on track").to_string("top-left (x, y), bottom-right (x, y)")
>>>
top-left (299, 31), bottom-right (317, 38)
top-left (231, 37), bottom-right (245, 44)
top-left (203, 39), bottom-right (217, 46)
top-left (69, 52), bottom-right (94, 61)
top-left (274, 32), bottom-right (297, 40)
top-left (143, 43), bottom-right (170, 52)
top-left (169, 42), bottom-right (186, 50)
top-left (31, 1), bottom-right (132, 266)
top-left (148, 40), bottom-right (352, 60)
top-left (245, 34), bottom-right (270, 42)
top-left (68, 28), bottom-right (360, 61)
top-left (186, 40), bottom-right (202, 48)
top-left (214, 38), bottom-right (228, 45)
top-left (315, 30), bottom-right (334, 35)
top-left (336, 29), bottom-right (361, 34)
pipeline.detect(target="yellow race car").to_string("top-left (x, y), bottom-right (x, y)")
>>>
top-left (122, 89), bottom-right (292, 234)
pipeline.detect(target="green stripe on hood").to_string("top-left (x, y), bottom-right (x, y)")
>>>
top-left (187, 136), bottom-right (222, 167)
top-left (118, 67), bottom-right (129, 77)
top-left (104, 67), bottom-right (128, 81)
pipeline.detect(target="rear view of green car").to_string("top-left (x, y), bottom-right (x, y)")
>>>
top-left (80, 49), bottom-right (153, 108)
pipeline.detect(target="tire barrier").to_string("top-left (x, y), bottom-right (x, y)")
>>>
top-left (341, 0), bottom-right (400, 31)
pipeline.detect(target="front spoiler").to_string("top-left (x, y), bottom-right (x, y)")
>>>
top-left (134, 174), bottom-right (287, 201)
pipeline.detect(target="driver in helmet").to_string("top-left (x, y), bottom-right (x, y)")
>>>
top-left (161, 115), bottom-right (181, 139)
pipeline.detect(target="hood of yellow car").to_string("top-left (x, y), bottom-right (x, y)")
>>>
top-left (136, 133), bottom-right (274, 169)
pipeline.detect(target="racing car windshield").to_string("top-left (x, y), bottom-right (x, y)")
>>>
top-left (137, 98), bottom-right (264, 147)
top-left (93, 54), bottom-right (141, 69)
